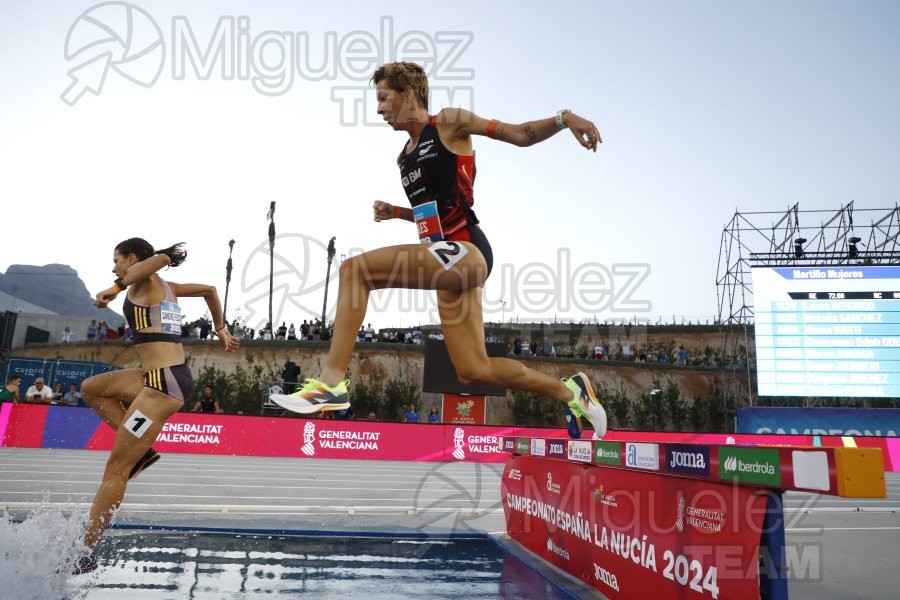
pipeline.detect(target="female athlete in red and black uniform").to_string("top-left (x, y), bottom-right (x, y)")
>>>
top-left (270, 61), bottom-right (607, 437)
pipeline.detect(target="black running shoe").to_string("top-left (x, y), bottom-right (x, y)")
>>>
top-left (129, 448), bottom-right (160, 480)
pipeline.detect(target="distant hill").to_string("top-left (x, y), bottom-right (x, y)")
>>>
top-left (0, 264), bottom-right (124, 326)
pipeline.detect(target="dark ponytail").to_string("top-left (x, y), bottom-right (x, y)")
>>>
top-left (115, 238), bottom-right (187, 268)
top-left (155, 243), bottom-right (187, 267)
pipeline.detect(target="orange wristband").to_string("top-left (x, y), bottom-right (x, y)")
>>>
top-left (486, 119), bottom-right (499, 139)
top-left (112, 282), bottom-right (123, 294)
top-left (394, 205), bottom-right (402, 219)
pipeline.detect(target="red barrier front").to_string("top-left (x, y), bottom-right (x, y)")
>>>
top-left (502, 455), bottom-right (768, 598)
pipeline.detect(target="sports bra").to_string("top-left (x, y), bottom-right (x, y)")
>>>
top-left (122, 280), bottom-right (183, 344)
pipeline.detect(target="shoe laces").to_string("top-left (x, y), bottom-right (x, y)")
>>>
top-left (299, 378), bottom-right (324, 393)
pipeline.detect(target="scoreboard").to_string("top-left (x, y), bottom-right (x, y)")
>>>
top-left (752, 265), bottom-right (900, 398)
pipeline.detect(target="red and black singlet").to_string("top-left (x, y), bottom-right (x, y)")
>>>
top-left (396, 116), bottom-right (478, 242)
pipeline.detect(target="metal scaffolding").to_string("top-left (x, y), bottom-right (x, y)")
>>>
top-left (716, 202), bottom-right (900, 326)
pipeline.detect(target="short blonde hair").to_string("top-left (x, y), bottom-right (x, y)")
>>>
top-left (371, 62), bottom-right (429, 110)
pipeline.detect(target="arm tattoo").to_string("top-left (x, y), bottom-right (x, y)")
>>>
top-left (524, 124), bottom-right (537, 143)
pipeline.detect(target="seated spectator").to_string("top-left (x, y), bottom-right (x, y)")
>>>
top-left (366, 411), bottom-right (377, 421)
top-left (64, 383), bottom-right (84, 406)
top-left (86, 319), bottom-right (97, 341)
top-left (191, 385), bottom-right (223, 414)
top-left (427, 406), bottom-right (441, 423)
top-left (25, 378), bottom-right (53, 404)
top-left (403, 404), bottom-right (420, 423)
top-left (61, 326), bottom-right (74, 343)
top-left (51, 383), bottom-right (65, 404)
top-left (0, 374), bottom-right (22, 404)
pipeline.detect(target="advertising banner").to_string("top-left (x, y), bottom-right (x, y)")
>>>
top-left (3, 405), bottom-right (898, 471)
top-left (501, 455), bottom-right (768, 598)
top-left (441, 393), bottom-right (486, 425)
top-left (737, 407), bottom-right (900, 437)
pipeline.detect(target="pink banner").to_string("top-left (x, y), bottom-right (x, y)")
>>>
top-left (2, 404), bottom-right (898, 469)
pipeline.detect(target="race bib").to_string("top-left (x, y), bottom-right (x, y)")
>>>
top-left (160, 301), bottom-right (182, 334)
top-left (413, 201), bottom-right (444, 244)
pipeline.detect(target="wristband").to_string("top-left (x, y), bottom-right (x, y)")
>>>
top-left (112, 278), bottom-right (127, 294)
top-left (216, 326), bottom-right (228, 333)
top-left (394, 205), bottom-right (402, 219)
top-left (486, 119), bottom-right (499, 139)
top-left (555, 109), bottom-right (571, 130)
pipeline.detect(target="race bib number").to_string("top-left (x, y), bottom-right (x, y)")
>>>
top-left (429, 240), bottom-right (469, 270)
top-left (124, 409), bottom-right (153, 438)
top-left (160, 301), bottom-right (182, 334)
top-left (413, 201), bottom-right (444, 244)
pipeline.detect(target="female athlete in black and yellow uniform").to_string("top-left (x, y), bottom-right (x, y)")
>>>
top-left (73, 238), bottom-right (239, 573)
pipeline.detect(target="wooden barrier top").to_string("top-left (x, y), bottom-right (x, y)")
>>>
top-left (499, 436), bottom-right (886, 498)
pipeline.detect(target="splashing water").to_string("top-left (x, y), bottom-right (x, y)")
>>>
top-left (0, 508), bottom-right (91, 600)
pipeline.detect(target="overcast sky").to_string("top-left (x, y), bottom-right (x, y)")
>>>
top-left (2, 0), bottom-right (899, 332)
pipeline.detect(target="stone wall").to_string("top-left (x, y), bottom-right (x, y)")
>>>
top-left (9, 338), bottom-right (751, 425)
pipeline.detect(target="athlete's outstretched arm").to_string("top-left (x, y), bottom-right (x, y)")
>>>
top-left (440, 107), bottom-right (601, 151)
top-left (169, 282), bottom-right (240, 351)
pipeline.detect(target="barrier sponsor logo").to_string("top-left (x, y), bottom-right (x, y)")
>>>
top-left (685, 503), bottom-right (726, 533)
top-left (666, 444), bottom-right (710, 477)
top-left (530, 438), bottom-right (546, 457)
top-left (625, 442), bottom-right (659, 471)
top-left (568, 440), bottom-right (593, 463)
top-left (548, 440), bottom-right (566, 458)
top-left (546, 537), bottom-right (570, 561)
top-left (546, 472), bottom-right (561, 494)
top-left (593, 484), bottom-right (618, 508)
top-left (593, 441), bottom-right (621, 466)
top-left (302, 422), bottom-right (316, 456)
top-left (503, 437), bottom-right (516, 451)
top-left (507, 468), bottom-right (522, 481)
top-left (594, 563), bottom-right (621, 592)
top-left (516, 437), bottom-right (530, 454)
top-left (676, 494), bottom-right (685, 532)
top-left (719, 447), bottom-right (781, 486)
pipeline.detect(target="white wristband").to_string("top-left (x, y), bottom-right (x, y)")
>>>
top-left (556, 109), bottom-right (571, 130)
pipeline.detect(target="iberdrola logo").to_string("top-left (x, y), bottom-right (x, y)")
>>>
top-left (452, 427), bottom-right (465, 460)
top-left (457, 400), bottom-right (475, 417)
top-left (302, 421), bottom-right (316, 456)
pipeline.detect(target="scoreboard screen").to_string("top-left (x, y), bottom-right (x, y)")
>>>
top-left (752, 265), bottom-right (900, 398)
